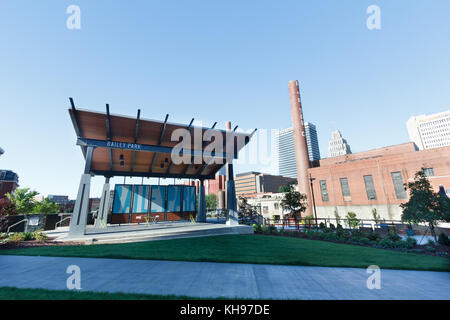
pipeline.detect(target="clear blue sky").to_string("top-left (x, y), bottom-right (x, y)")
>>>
top-left (1, 1), bottom-right (449, 198)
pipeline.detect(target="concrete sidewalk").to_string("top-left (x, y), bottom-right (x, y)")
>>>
top-left (0, 255), bottom-right (449, 300)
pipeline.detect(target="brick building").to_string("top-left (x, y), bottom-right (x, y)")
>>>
top-left (0, 170), bottom-right (19, 199)
top-left (235, 172), bottom-right (297, 197)
top-left (308, 143), bottom-right (450, 220)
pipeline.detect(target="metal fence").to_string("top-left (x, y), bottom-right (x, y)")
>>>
top-left (263, 217), bottom-right (411, 233)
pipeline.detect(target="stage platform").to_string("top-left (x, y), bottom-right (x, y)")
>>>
top-left (46, 222), bottom-right (253, 244)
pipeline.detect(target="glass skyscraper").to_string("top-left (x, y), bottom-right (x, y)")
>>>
top-left (277, 122), bottom-right (321, 179)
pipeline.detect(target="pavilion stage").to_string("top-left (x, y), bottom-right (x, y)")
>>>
top-left (47, 221), bottom-right (253, 244)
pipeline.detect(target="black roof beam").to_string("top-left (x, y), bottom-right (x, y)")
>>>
top-left (149, 114), bottom-right (169, 172)
top-left (130, 109), bottom-right (141, 172)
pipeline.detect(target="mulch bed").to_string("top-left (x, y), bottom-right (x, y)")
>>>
top-left (0, 237), bottom-right (84, 251)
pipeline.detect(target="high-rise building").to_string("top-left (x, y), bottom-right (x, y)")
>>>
top-left (304, 122), bottom-right (321, 162)
top-left (277, 128), bottom-right (297, 179)
top-left (328, 130), bottom-right (352, 158)
top-left (277, 123), bottom-right (320, 179)
top-left (406, 110), bottom-right (450, 150)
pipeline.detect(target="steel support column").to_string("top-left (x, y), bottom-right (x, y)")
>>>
top-left (94, 177), bottom-right (110, 228)
top-left (196, 179), bottom-right (206, 223)
top-left (69, 146), bottom-right (94, 237)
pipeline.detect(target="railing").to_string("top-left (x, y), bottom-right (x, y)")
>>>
top-left (263, 217), bottom-right (409, 232)
top-left (55, 216), bottom-right (71, 229)
top-left (7, 219), bottom-right (28, 233)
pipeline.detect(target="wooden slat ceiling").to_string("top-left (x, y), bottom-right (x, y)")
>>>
top-left (69, 108), bottom-right (252, 179)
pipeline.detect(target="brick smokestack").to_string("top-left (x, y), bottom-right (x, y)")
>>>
top-left (288, 80), bottom-right (312, 216)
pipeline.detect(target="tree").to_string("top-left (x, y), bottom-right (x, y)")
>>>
top-left (334, 208), bottom-right (341, 225)
top-left (280, 184), bottom-right (307, 223)
top-left (6, 188), bottom-right (39, 214)
top-left (372, 208), bottom-right (381, 224)
top-left (0, 198), bottom-right (17, 232)
top-left (278, 180), bottom-right (297, 193)
top-left (205, 194), bottom-right (217, 211)
top-left (346, 211), bottom-right (360, 229)
top-left (238, 196), bottom-right (258, 219)
top-left (400, 168), bottom-right (450, 241)
top-left (32, 198), bottom-right (60, 214)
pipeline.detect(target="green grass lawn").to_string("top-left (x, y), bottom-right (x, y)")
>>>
top-left (1, 234), bottom-right (449, 271)
top-left (0, 286), bottom-right (203, 300)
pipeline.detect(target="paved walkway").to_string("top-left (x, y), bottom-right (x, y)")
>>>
top-left (0, 255), bottom-right (449, 299)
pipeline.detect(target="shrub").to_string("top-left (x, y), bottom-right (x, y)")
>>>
top-left (394, 240), bottom-right (409, 249)
top-left (319, 222), bottom-right (326, 229)
top-left (349, 236), bottom-right (361, 243)
top-left (261, 225), bottom-right (269, 234)
top-left (425, 246), bottom-right (436, 252)
top-left (7, 232), bottom-right (26, 242)
top-left (329, 223), bottom-right (336, 231)
top-left (268, 225), bottom-right (278, 234)
top-left (359, 237), bottom-right (370, 245)
top-left (324, 232), bottom-right (338, 241)
top-left (305, 229), bottom-right (317, 238)
top-left (437, 233), bottom-right (450, 246)
top-left (253, 224), bottom-right (262, 234)
top-left (427, 239), bottom-right (435, 246)
top-left (379, 238), bottom-right (395, 248)
top-left (367, 232), bottom-right (380, 242)
top-left (369, 240), bottom-right (378, 246)
top-left (345, 211), bottom-right (360, 229)
top-left (317, 232), bottom-right (327, 240)
top-left (388, 233), bottom-right (401, 242)
top-left (32, 230), bottom-right (47, 241)
top-left (406, 237), bottom-right (417, 248)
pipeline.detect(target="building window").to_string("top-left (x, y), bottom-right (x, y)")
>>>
top-left (423, 168), bottom-right (434, 177)
top-left (263, 206), bottom-right (269, 214)
top-left (319, 180), bottom-right (329, 202)
top-left (274, 203), bottom-right (279, 210)
top-left (391, 171), bottom-right (407, 199)
top-left (340, 178), bottom-right (351, 199)
top-left (363, 175), bottom-right (377, 200)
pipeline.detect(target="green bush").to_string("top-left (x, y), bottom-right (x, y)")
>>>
top-left (367, 232), bottom-right (380, 242)
top-left (379, 238), bottom-right (395, 248)
top-left (305, 229), bottom-right (316, 238)
top-left (261, 225), bottom-right (269, 234)
top-left (394, 240), bottom-right (409, 249)
top-left (406, 237), bottom-right (417, 248)
top-left (388, 233), bottom-right (401, 242)
top-left (324, 232), bottom-right (338, 241)
top-left (0, 233), bottom-right (8, 240)
top-left (32, 231), bottom-right (47, 241)
top-left (317, 232), bottom-right (327, 240)
top-left (437, 233), bottom-right (450, 246)
top-left (329, 223), bottom-right (336, 231)
top-left (358, 237), bottom-right (370, 245)
top-left (252, 224), bottom-right (262, 234)
top-left (425, 246), bottom-right (436, 252)
top-left (349, 236), bottom-right (361, 243)
top-left (7, 233), bottom-right (26, 242)
top-left (268, 225), bottom-right (278, 234)
top-left (427, 239), bottom-right (435, 246)
top-left (319, 222), bottom-right (326, 229)
top-left (369, 240), bottom-right (378, 246)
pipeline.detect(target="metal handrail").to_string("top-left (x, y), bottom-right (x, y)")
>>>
top-left (55, 216), bottom-right (71, 229)
top-left (7, 219), bottom-right (28, 234)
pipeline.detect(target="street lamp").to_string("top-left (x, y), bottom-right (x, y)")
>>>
top-left (309, 174), bottom-right (318, 228)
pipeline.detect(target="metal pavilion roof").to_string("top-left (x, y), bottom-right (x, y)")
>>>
top-left (68, 98), bottom-right (256, 180)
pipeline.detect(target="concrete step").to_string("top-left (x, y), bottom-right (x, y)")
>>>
top-left (57, 224), bottom-right (253, 244)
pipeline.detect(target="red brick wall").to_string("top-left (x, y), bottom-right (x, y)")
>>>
top-left (308, 144), bottom-right (450, 208)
